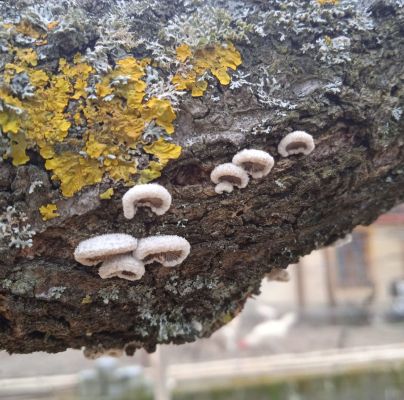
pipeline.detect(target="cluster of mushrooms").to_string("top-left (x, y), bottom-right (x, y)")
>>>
top-left (74, 184), bottom-right (190, 281)
top-left (210, 131), bottom-right (315, 193)
top-left (73, 130), bottom-right (314, 281)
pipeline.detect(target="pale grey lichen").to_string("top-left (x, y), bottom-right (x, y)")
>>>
top-left (98, 287), bottom-right (120, 304)
top-left (253, 72), bottom-right (297, 111)
top-left (109, 0), bottom-right (161, 17)
top-left (176, 219), bottom-right (188, 228)
top-left (255, 0), bottom-right (374, 47)
top-left (28, 180), bottom-right (44, 194)
top-left (0, 206), bottom-right (36, 248)
top-left (1, 279), bottom-right (13, 290)
top-left (323, 78), bottom-right (343, 95)
top-left (24, 4), bottom-right (58, 27)
top-left (142, 121), bottom-right (172, 144)
top-left (10, 72), bottom-right (35, 99)
top-left (0, 136), bottom-right (10, 162)
top-left (316, 35), bottom-right (352, 65)
top-left (229, 70), bottom-right (253, 90)
top-left (392, 107), bottom-right (403, 122)
top-left (1, 277), bottom-right (35, 296)
top-left (36, 286), bottom-right (67, 300)
top-left (156, 311), bottom-right (203, 341)
top-left (164, 275), bottom-right (219, 296)
top-left (161, 4), bottom-right (255, 48)
top-left (144, 66), bottom-right (185, 109)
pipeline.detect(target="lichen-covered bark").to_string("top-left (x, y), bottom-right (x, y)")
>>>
top-left (0, 0), bottom-right (403, 354)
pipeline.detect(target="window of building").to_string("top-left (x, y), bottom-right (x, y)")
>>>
top-left (335, 231), bottom-right (371, 287)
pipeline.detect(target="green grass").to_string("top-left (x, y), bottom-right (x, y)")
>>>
top-left (173, 366), bottom-right (404, 400)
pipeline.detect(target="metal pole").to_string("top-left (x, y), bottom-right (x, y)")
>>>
top-left (295, 261), bottom-right (306, 315)
top-left (150, 346), bottom-right (170, 400)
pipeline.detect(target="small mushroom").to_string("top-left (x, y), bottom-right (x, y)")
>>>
top-left (122, 183), bottom-right (172, 219)
top-left (214, 181), bottom-right (234, 194)
top-left (210, 163), bottom-right (249, 194)
top-left (278, 131), bottom-right (315, 157)
top-left (74, 233), bottom-right (137, 266)
top-left (134, 235), bottom-right (191, 267)
top-left (98, 254), bottom-right (145, 281)
top-left (232, 149), bottom-right (275, 179)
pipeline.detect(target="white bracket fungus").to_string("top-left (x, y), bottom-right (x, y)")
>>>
top-left (122, 183), bottom-right (172, 219)
top-left (210, 163), bottom-right (249, 194)
top-left (98, 254), bottom-right (145, 281)
top-left (278, 131), bottom-right (315, 157)
top-left (232, 149), bottom-right (275, 179)
top-left (134, 235), bottom-right (191, 267)
top-left (74, 233), bottom-right (137, 266)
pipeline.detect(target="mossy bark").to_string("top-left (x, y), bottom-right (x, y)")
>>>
top-left (0, 0), bottom-right (403, 354)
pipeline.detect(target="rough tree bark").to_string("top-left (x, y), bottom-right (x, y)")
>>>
top-left (0, 0), bottom-right (403, 355)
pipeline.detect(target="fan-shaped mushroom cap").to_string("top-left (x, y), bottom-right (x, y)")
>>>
top-left (210, 163), bottom-right (249, 194)
top-left (134, 235), bottom-right (191, 267)
top-left (74, 234), bottom-right (137, 266)
top-left (98, 254), bottom-right (145, 281)
top-left (278, 131), bottom-right (315, 157)
top-left (232, 149), bottom-right (275, 179)
top-left (122, 183), bottom-right (172, 219)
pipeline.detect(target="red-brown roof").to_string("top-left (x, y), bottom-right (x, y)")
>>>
top-left (376, 204), bottom-right (404, 225)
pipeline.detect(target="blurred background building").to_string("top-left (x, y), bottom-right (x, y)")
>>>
top-left (266, 204), bottom-right (404, 323)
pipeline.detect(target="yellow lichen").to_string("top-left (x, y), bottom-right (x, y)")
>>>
top-left (105, 159), bottom-right (136, 183)
top-left (138, 161), bottom-right (165, 184)
top-left (143, 138), bottom-right (182, 165)
top-left (81, 295), bottom-right (93, 304)
top-left (1, 53), bottom-right (145, 194)
top-left (29, 70), bottom-right (49, 86)
top-left (47, 21), bottom-right (59, 31)
top-left (140, 138), bottom-right (182, 182)
top-left (14, 48), bottom-right (38, 67)
top-left (45, 153), bottom-right (103, 198)
top-left (15, 20), bottom-right (43, 39)
top-left (317, 0), bottom-right (339, 5)
top-left (176, 44), bottom-right (192, 62)
top-left (142, 98), bottom-right (176, 134)
top-left (324, 35), bottom-right (333, 46)
top-left (9, 131), bottom-right (29, 166)
top-left (39, 203), bottom-right (60, 221)
top-left (0, 110), bottom-right (20, 134)
top-left (0, 20), bottom-right (243, 199)
top-left (172, 42), bottom-right (242, 97)
top-left (100, 188), bottom-right (114, 200)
